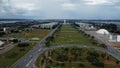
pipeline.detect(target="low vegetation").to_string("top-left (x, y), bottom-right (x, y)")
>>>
top-left (45, 24), bottom-right (105, 47)
top-left (35, 47), bottom-right (120, 68)
top-left (3, 29), bottom-right (50, 38)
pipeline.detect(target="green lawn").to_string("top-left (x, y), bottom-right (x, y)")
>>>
top-left (0, 42), bottom-right (37, 67)
top-left (51, 24), bottom-right (102, 47)
top-left (35, 48), bottom-right (120, 68)
top-left (3, 29), bottom-right (50, 38)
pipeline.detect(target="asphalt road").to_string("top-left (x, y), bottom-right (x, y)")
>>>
top-left (11, 24), bottom-right (61, 68)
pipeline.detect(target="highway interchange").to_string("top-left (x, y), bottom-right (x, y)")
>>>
top-left (9, 24), bottom-right (120, 68)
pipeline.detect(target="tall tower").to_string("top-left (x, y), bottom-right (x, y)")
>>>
top-left (64, 20), bottom-right (66, 24)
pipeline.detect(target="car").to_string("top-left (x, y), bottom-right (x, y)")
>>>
top-left (38, 48), bottom-right (41, 52)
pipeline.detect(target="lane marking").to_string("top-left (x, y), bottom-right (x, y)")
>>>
top-left (25, 59), bottom-right (33, 67)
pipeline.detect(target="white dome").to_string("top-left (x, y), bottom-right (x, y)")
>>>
top-left (96, 29), bottom-right (110, 35)
top-left (0, 41), bottom-right (4, 46)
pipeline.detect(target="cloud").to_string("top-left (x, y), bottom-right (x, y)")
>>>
top-left (84, 0), bottom-right (119, 5)
top-left (62, 3), bottom-right (77, 10)
top-left (14, 3), bottom-right (37, 11)
top-left (0, 0), bottom-right (120, 19)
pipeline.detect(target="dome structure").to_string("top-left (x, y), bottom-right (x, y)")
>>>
top-left (96, 29), bottom-right (110, 35)
top-left (0, 41), bottom-right (4, 46)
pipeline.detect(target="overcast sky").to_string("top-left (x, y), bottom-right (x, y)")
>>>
top-left (0, 0), bottom-right (120, 19)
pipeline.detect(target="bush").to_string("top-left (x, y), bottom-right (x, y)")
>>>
top-left (92, 61), bottom-right (104, 67)
top-left (87, 51), bottom-right (99, 62)
top-left (79, 63), bottom-right (84, 67)
top-left (45, 41), bottom-right (50, 47)
top-left (57, 55), bottom-right (68, 62)
top-left (12, 39), bottom-right (18, 43)
top-left (116, 61), bottom-right (120, 64)
top-left (0, 32), bottom-right (6, 36)
top-left (17, 43), bottom-right (29, 47)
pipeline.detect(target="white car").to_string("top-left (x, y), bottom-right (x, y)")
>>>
top-left (38, 48), bottom-right (41, 52)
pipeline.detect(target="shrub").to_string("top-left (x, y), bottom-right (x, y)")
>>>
top-left (12, 39), bottom-right (18, 43)
top-left (92, 61), bottom-right (104, 67)
top-left (17, 43), bottom-right (29, 47)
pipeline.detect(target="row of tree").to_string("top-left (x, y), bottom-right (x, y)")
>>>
top-left (45, 24), bottom-right (62, 47)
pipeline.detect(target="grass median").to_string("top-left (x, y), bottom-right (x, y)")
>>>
top-left (50, 24), bottom-right (104, 47)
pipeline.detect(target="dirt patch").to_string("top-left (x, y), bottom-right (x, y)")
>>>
top-left (105, 60), bottom-right (116, 65)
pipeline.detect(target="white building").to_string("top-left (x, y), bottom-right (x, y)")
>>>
top-left (96, 29), bottom-right (110, 35)
top-left (63, 20), bottom-right (66, 24)
top-left (109, 35), bottom-right (120, 42)
top-left (75, 22), bottom-right (95, 30)
top-left (40, 22), bottom-right (58, 29)
top-left (0, 27), bottom-right (10, 34)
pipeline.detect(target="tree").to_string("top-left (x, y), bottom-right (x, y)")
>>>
top-left (92, 61), bottom-right (104, 67)
top-left (17, 43), bottom-right (29, 47)
top-left (91, 36), bottom-right (94, 39)
top-left (79, 63), bottom-right (84, 67)
top-left (57, 55), bottom-right (68, 62)
top-left (101, 53), bottom-right (106, 58)
top-left (12, 39), bottom-right (18, 43)
top-left (116, 61), bottom-right (120, 64)
top-left (45, 41), bottom-right (50, 47)
top-left (0, 32), bottom-right (6, 37)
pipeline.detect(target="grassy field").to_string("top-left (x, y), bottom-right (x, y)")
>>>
top-left (50, 24), bottom-right (102, 47)
top-left (35, 48), bottom-right (120, 68)
top-left (3, 29), bottom-right (50, 38)
top-left (0, 29), bottom-right (50, 67)
top-left (0, 42), bottom-right (37, 67)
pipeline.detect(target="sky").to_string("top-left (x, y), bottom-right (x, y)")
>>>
top-left (0, 0), bottom-right (120, 19)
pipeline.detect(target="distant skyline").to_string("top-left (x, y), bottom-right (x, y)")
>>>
top-left (0, 0), bottom-right (120, 19)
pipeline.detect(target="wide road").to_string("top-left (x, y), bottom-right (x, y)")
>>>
top-left (11, 24), bottom-right (61, 68)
